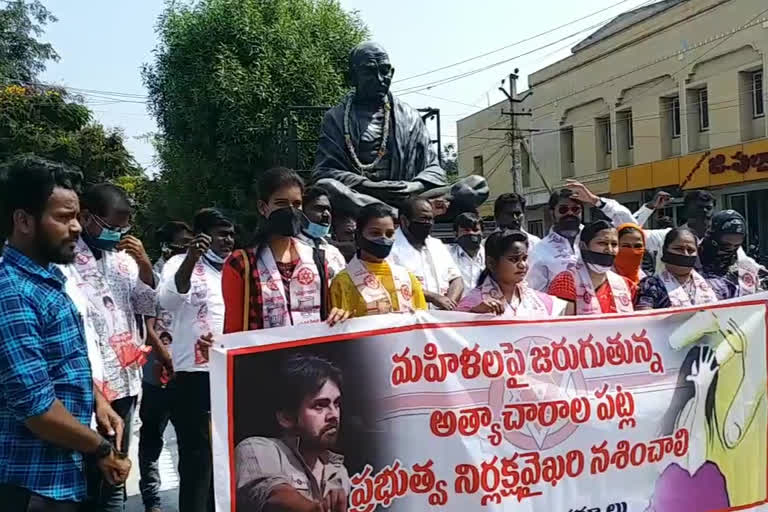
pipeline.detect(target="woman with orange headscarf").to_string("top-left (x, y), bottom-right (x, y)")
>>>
top-left (614, 223), bottom-right (646, 284)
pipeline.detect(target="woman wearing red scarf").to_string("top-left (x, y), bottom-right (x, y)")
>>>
top-left (614, 222), bottom-right (646, 285)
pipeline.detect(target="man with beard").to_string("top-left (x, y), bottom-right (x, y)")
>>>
top-left (390, 197), bottom-right (464, 310)
top-left (159, 208), bottom-right (235, 512)
top-left (493, 193), bottom-right (541, 246)
top-left (527, 181), bottom-right (636, 291)
top-left (449, 212), bottom-right (485, 290)
top-left (235, 354), bottom-right (349, 512)
top-left (299, 187), bottom-right (347, 280)
top-left (0, 157), bottom-right (130, 510)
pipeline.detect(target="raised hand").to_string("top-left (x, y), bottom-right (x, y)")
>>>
top-left (565, 179), bottom-right (599, 206)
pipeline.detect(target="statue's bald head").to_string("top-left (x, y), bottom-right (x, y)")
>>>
top-left (348, 41), bottom-right (394, 103)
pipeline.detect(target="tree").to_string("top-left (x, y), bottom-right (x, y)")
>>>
top-left (441, 142), bottom-right (459, 184)
top-left (143, 0), bottom-right (368, 221)
top-left (0, 85), bottom-right (142, 185)
top-left (0, 0), bottom-right (58, 84)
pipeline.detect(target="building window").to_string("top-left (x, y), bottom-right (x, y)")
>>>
top-left (698, 89), bottom-right (709, 131)
top-left (473, 155), bottom-right (484, 176)
top-left (754, 71), bottom-right (764, 118)
top-left (597, 116), bottom-right (611, 154)
top-left (560, 127), bottom-right (574, 178)
top-left (527, 219), bottom-right (544, 239)
top-left (671, 97), bottom-right (681, 137)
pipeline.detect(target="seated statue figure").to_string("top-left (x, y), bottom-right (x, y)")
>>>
top-left (313, 41), bottom-right (489, 219)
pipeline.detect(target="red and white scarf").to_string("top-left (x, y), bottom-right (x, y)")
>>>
top-left (72, 239), bottom-right (150, 370)
top-left (571, 262), bottom-right (633, 315)
top-left (659, 269), bottom-right (718, 307)
top-left (736, 259), bottom-right (760, 296)
top-left (478, 278), bottom-right (552, 316)
top-left (256, 239), bottom-right (323, 328)
top-left (346, 257), bottom-right (414, 314)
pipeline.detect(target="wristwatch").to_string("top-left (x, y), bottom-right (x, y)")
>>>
top-left (595, 198), bottom-right (605, 209)
top-left (93, 437), bottom-right (113, 459)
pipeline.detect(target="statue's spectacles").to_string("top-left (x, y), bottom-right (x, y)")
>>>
top-left (359, 63), bottom-right (393, 78)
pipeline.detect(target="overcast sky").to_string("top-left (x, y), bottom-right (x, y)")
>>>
top-left (40, 0), bottom-right (652, 174)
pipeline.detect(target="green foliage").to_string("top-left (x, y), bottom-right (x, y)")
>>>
top-left (0, 85), bottom-right (143, 185)
top-left (442, 142), bottom-right (459, 184)
top-left (0, 0), bottom-right (58, 84)
top-left (143, 0), bottom-right (368, 221)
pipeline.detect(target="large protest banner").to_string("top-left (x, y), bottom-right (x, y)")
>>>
top-left (210, 296), bottom-right (768, 512)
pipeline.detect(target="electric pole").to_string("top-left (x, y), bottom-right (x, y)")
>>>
top-left (495, 68), bottom-right (532, 195)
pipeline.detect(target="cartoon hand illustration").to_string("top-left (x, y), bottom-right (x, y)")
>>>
top-left (686, 347), bottom-right (719, 392)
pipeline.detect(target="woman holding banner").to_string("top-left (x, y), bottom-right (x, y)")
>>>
top-left (457, 230), bottom-right (567, 317)
top-left (329, 203), bottom-right (427, 317)
top-left (547, 220), bottom-right (636, 315)
top-left (634, 227), bottom-right (736, 310)
top-left (220, 167), bottom-right (350, 334)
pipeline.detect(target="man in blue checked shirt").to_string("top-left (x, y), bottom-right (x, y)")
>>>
top-left (0, 156), bottom-right (132, 512)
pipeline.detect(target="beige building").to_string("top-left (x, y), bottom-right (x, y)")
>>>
top-left (458, 0), bottom-right (768, 255)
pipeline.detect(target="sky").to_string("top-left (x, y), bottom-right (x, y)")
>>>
top-left (39, 0), bottom-right (653, 175)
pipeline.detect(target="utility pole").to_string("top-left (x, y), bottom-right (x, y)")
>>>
top-left (496, 68), bottom-right (532, 195)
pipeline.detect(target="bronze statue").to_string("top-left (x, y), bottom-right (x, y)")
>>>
top-left (313, 42), bottom-right (488, 219)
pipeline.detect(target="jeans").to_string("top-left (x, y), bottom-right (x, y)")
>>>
top-left (0, 484), bottom-right (81, 512)
top-left (173, 372), bottom-right (214, 512)
top-left (138, 382), bottom-right (175, 509)
top-left (84, 395), bottom-right (137, 512)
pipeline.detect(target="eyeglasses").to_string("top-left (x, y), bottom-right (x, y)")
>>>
top-left (558, 205), bottom-right (582, 216)
top-left (92, 214), bottom-right (132, 235)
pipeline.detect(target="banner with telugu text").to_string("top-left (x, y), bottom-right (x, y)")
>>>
top-left (210, 295), bottom-right (768, 512)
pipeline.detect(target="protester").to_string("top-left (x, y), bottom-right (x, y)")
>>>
top-left (547, 220), bottom-right (636, 315)
top-left (635, 227), bottom-right (734, 310)
top-left (300, 186), bottom-right (347, 280)
top-left (493, 193), bottom-right (541, 246)
top-left (158, 208), bottom-right (234, 512)
top-left (331, 216), bottom-right (357, 262)
top-left (330, 203), bottom-right (427, 316)
top-left (631, 190), bottom-right (763, 274)
top-left (221, 167), bottom-right (349, 334)
top-left (153, 221), bottom-right (192, 276)
top-left (0, 157), bottom-right (130, 510)
top-left (235, 354), bottom-right (350, 511)
top-left (615, 223), bottom-right (646, 285)
top-left (699, 210), bottom-right (762, 296)
top-left (67, 183), bottom-right (156, 511)
top-left (448, 212), bottom-right (485, 291)
top-left (390, 197), bottom-right (464, 310)
top-left (458, 230), bottom-right (567, 317)
top-left (527, 181), bottom-right (635, 291)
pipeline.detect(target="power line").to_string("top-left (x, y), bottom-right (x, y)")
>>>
top-left (393, 0), bottom-right (642, 84)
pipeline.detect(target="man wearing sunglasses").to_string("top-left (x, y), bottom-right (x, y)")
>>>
top-left (527, 180), bottom-right (636, 292)
top-left (64, 183), bottom-right (157, 512)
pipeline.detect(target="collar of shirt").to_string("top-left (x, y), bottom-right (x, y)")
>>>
top-left (282, 435), bottom-right (345, 466)
top-left (451, 243), bottom-right (484, 264)
top-left (2, 245), bottom-right (66, 288)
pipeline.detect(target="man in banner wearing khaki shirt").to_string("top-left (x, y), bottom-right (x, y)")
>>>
top-left (235, 354), bottom-right (350, 512)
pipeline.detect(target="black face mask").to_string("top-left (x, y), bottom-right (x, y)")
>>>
top-left (457, 234), bottom-right (482, 253)
top-left (268, 207), bottom-right (302, 237)
top-left (558, 216), bottom-right (581, 233)
top-left (406, 220), bottom-right (433, 242)
top-left (358, 236), bottom-right (394, 259)
top-left (581, 249), bottom-right (616, 267)
top-left (661, 251), bottom-right (697, 269)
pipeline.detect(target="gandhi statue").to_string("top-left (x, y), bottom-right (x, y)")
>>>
top-left (313, 42), bottom-right (489, 219)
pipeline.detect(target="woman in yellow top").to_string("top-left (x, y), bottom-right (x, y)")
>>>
top-left (330, 203), bottom-right (427, 317)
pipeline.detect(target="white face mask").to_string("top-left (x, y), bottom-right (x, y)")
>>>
top-left (205, 248), bottom-right (227, 265)
top-left (587, 262), bottom-right (613, 275)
